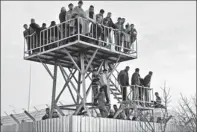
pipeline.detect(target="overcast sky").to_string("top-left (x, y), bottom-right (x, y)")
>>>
top-left (1, 1), bottom-right (196, 115)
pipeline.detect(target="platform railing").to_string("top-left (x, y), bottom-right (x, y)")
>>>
top-left (120, 85), bottom-right (154, 108)
top-left (24, 17), bottom-right (137, 57)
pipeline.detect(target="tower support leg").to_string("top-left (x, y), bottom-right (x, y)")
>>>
top-left (50, 62), bottom-right (58, 118)
top-left (80, 53), bottom-right (90, 116)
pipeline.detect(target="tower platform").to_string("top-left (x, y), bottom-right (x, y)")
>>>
top-left (24, 17), bottom-right (137, 69)
top-left (24, 40), bottom-right (137, 69)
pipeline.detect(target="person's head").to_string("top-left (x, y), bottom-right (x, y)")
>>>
top-left (125, 66), bottom-right (130, 72)
top-left (23, 24), bottom-right (28, 30)
top-left (31, 18), bottom-right (35, 24)
top-left (130, 24), bottom-right (134, 28)
top-left (103, 69), bottom-right (107, 73)
top-left (68, 3), bottom-right (73, 10)
top-left (96, 15), bottom-right (102, 23)
top-left (113, 104), bottom-right (118, 111)
top-left (149, 71), bottom-right (153, 76)
top-left (53, 111), bottom-right (58, 116)
top-left (93, 69), bottom-right (97, 74)
top-left (46, 108), bottom-right (50, 114)
top-left (155, 92), bottom-right (159, 96)
top-left (107, 12), bottom-right (112, 18)
top-left (99, 87), bottom-right (104, 93)
top-left (100, 9), bottom-right (105, 15)
top-left (89, 5), bottom-right (94, 13)
top-left (135, 68), bottom-right (139, 73)
top-left (42, 23), bottom-right (46, 28)
top-left (109, 109), bottom-right (114, 115)
top-left (61, 7), bottom-right (66, 12)
top-left (125, 24), bottom-right (129, 29)
top-left (97, 113), bottom-right (102, 117)
top-left (51, 21), bottom-right (56, 26)
top-left (121, 18), bottom-right (125, 24)
top-left (117, 17), bottom-right (121, 23)
top-left (78, 0), bottom-right (83, 8)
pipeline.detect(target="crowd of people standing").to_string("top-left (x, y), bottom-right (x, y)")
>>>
top-left (23, 0), bottom-right (137, 55)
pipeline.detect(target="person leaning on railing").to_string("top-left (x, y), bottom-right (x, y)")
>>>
top-left (124, 24), bottom-right (131, 53)
top-left (72, 0), bottom-right (85, 35)
top-left (143, 72), bottom-right (153, 103)
top-left (59, 7), bottom-right (67, 39)
top-left (120, 18), bottom-right (126, 52)
top-left (47, 21), bottom-right (60, 50)
top-left (66, 3), bottom-right (74, 39)
top-left (40, 23), bottom-right (47, 52)
top-left (131, 68), bottom-right (141, 102)
top-left (129, 24), bottom-right (137, 48)
top-left (84, 5), bottom-right (96, 36)
top-left (103, 12), bottom-right (116, 48)
top-left (114, 17), bottom-right (122, 51)
top-left (117, 66), bottom-right (130, 101)
top-left (29, 18), bottom-right (41, 53)
top-left (90, 15), bottom-right (103, 45)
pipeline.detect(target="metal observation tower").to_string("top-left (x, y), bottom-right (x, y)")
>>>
top-left (24, 17), bottom-right (154, 119)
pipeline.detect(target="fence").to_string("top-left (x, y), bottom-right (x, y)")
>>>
top-left (1, 115), bottom-right (184, 132)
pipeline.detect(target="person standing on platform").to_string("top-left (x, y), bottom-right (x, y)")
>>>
top-left (118, 66), bottom-right (130, 101)
top-left (130, 24), bottom-right (137, 50)
top-left (124, 24), bottom-right (131, 53)
top-left (72, 0), bottom-right (86, 35)
top-left (59, 7), bottom-right (67, 23)
top-left (59, 7), bottom-right (67, 39)
top-left (143, 71), bottom-right (153, 106)
top-left (84, 5), bottom-right (96, 36)
top-left (23, 24), bottom-right (31, 55)
top-left (95, 87), bottom-right (108, 117)
top-left (96, 9), bottom-right (105, 23)
top-left (92, 69), bottom-right (100, 105)
top-left (90, 15), bottom-right (103, 45)
top-left (103, 12), bottom-right (116, 48)
top-left (29, 18), bottom-right (41, 53)
top-left (114, 17), bottom-right (122, 51)
top-left (40, 23), bottom-right (47, 52)
top-left (99, 69), bottom-right (110, 105)
top-left (120, 18), bottom-right (126, 52)
top-left (66, 3), bottom-right (74, 38)
top-left (131, 68), bottom-right (141, 101)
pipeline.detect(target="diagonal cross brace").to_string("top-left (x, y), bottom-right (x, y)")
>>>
top-left (37, 56), bottom-right (54, 79)
top-left (59, 64), bottom-right (83, 100)
top-left (74, 83), bottom-right (92, 115)
top-left (64, 48), bottom-right (81, 73)
top-left (107, 55), bottom-right (121, 79)
top-left (84, 49), bottom-right (98, 72)
top-left (55, 69), bottom-right (77, 103)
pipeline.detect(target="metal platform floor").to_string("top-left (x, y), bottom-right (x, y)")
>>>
top-left (24, 40), bottom-right (137, 69)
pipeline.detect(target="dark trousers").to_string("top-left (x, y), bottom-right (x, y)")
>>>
top-left (92, 85), bottom-right (99, 104)
top-left (121, 86), bottom-right (127, 101)
top-left (91, 24), bottom-right (102, 45)
top-left (124, 42), bottom-right (130, 53)
top-left (115, 33), bottom-right (121, 51)
top-left (101, 85), bottom-right (109, 103)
